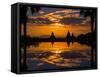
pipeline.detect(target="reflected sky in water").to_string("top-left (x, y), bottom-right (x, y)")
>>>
top-left (22, 42), bottom-right (92, 71)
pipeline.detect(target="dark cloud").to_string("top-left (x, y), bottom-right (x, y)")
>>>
top-left (28, 18), bottom-right (53, 24)
top-left (41, 7), bottom-right (63, 13)
top-left (60, 17), bottom-right (85, 25)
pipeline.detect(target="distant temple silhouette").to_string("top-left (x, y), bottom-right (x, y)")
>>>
top-left (22, 31), bottom-right (94, 47)
top-left (49, 31), bottom-right (76, 46)
top-left (66, 31), bottom-right (71, 41)
top-left (50, 32), bottom-right (56, 41)
top-left (66, 31), bottom-right (71, 46)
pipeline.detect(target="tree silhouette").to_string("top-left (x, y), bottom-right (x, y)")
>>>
top-left (80, 8), bottom-right (96, 32)
top-left (80, 8), bottom-right (96, 67)
top-left (20, 5), bottom-right (40, 71)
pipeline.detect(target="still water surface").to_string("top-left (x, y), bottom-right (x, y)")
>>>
top-left (22, 42), bottom-right (92, 71)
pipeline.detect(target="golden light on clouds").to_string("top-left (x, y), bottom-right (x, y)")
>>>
top-left (22, 8), bottom-right (91, 38)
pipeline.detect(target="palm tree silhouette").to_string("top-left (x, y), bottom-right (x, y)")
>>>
top-left (80, 8), bottom-right (96, 32)
top-left (20, 5), bottom-right (40, 71)
top-left (80, 8), bottom-right (96, 67)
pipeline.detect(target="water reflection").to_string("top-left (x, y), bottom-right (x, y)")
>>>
top-left (21, 42), bottom-right (92, 71)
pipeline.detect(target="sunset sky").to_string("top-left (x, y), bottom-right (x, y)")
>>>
top-left (21, 7), bottom-right (91, 38)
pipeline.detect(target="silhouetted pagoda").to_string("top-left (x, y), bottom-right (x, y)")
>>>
top-left (66, 31), bottom-right (71, 46)
top-left (71, 33), bottom-right (75, 43)
top-left (66, 31), bottom-right (71, 41)
top-left (50, 32), bottom-right (56, 41)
